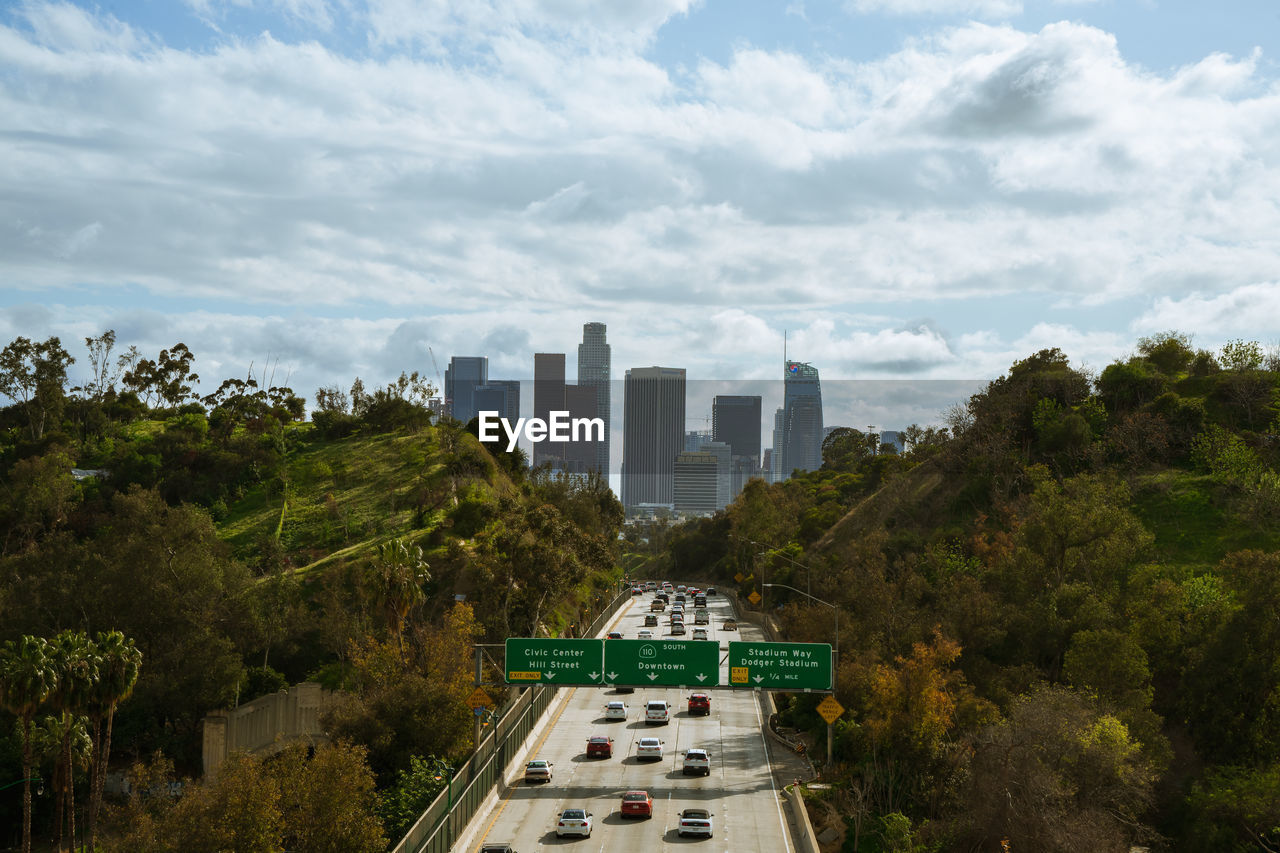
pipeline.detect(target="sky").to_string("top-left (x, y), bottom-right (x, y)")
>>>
top-left (3, 0), bottom-right (1279, 439)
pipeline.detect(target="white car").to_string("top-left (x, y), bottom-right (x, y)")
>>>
top-left (682, 748), bottom-right (711, 776)
top-left (556, 808), bottom-right (593, 838)
top-left (692, 627), bottom-right (708, 641)
top-left (645, 700), bottom-right (671, 725)
top-left (604, 701), bottom-right (628, 721)
top-left (636, 737), bottom-right (665, 760)
top-left (678, 808), bottom-right (714, 837)
top-left (524, 759), bottom-right (554, 783)
top-left (638, 629), bottom-right (654, 640)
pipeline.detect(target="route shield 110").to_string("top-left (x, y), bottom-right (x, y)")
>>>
top-left (603, 639), bottom-right (721, 687)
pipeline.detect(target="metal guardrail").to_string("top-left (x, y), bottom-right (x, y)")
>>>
top-left (391, 586), bottom-right (632, 853)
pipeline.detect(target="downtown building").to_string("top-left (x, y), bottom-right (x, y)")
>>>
top-left (532, 326), bottom-right (610, 476)
top-left (713, 394), bottom-right (762, 499)
top-left (577, 322), bottom-right (611, 475)
top-left (778, 361), bottom-right (823, 480)
top-left (444, 356), bottom-right (488, 423)
top-left (621, 366), bottom-right (686, 512)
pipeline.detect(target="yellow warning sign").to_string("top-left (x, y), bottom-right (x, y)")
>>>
top-left (734, 572), bottom-right (745, 583)
top-left (816, 696), bottom-right (844, 724)
top-left (748, 590), bottom-right (762, 605)
top-left (467, 687), bottom-right (495, 708)
top-left (730, 666), bottom-right (749, 684)
top-left (508, 671), bottom-right (542, 682)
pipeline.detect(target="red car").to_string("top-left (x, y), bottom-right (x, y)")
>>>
top-left (620, 790), bottom-right (654, 819)
top-left (585, 735), bottom-right (614, 758)
top-left (688, 693), bottom-right (711, 715)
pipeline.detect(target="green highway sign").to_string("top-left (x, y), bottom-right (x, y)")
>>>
top-left (603, 639), bottom-right (721, 687)
top-left (728, 641), bottom-right (832, 690)
top-left (505, 638), bottom-right (605, 685)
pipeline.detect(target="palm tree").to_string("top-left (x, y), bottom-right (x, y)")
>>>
top-left (85, 631), bottom-right (141, 852)
top-left (46, 631), bottom-right (98, 852)
top-left (0, 635), bottom-right (57, 853)
top-left (371, 539), bottom-right (430, 652)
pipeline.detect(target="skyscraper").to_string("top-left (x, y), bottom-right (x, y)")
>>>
top-left (444, 356), bottom-right (488, 423)
top-left (621, 366), bottom-right (686, 511)
top-left (673, 451), bottom-right (718, 516)
top-left (769, 407), bottom-right (785, 483)
top-left (533, 353), bottom-right (566, 468)
top-left (781, 361), bottom-right (823, 478)
top-left (577, 323), bottom-right (611, 475)
top-left (473, 380), bottom-right (520, 424)
top-left (712, 395), bottom-right (762, 465)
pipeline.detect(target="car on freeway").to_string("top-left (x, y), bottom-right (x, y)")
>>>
top-left (656, 592), bottom-right (670, 603)
top-left (480, 845), bottom-right (517, 853)
top-left (678, 808), bottom-right (714, 837)
top-left (636, 737), bottom-right (665, 760)
top-left (524, 759), bottom-right (553, 783)
top-left (585, 735), bottom-right (614, 758)
top-left (605, 700), bottom-right (628, 721)
top-left (688, 693), bottom-right (711, 715)
top-left (620, 790), bottom-right (654, 819)
top-left (646, 581), bottom-right (658, 591)
top-left (707, 587), bottom-right (717, 595)
top-left (644, 613), bottom-right (659, 626)
top-left (695, 610), bottom-right (709, 625)
top-left (607, 630), bottom-right (623, 639)
top-left (694, 595), bottom-right (707, 608)
top-left (682, 748), bottom-right (711, 775)
top-left (671, 622), bottom-right (686, 635)
top-left (723, 618), bottom-right (737, 630)
top-left (555, 808), bottom-right (593, 838)
top-left (644, 700), bottom-right (671, 725)
top-left (650, 600), bottom-right (665, 612)
top-left (632, 586), bottom-right (643, 595)
top-left (638, 629), bottom-right (654, 640)
top-left (675, 594), bottom-right (686, 605)
top-left (692, 627), bottom-right (708, 641)
top-left (670, 610), bottom-right (684, 622)
top-left (677, 585), bottom-right (687, 594)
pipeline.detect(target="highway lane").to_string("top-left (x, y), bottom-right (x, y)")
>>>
top-left (462, 588), bottom-right (796, 853)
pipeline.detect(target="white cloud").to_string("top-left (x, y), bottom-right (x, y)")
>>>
top-left (847, 0), bottom-right (1022, 19)
top-left (1134, 283), bottom-right (1280, 338)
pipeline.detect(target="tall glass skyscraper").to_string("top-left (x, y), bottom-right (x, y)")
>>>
top-left (444, 356), bottom-right (488, 423)
top-left (781, 361), bottom-right (823, 478)
top-left (577, 323), bottom-right (611, 475)
top-left (621, 366), bottom-right (686, 511)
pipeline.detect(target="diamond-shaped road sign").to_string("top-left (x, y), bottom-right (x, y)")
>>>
top-left (748, 590), bottom-right (762, 605)
top-left (467, 687), bottom-right (494, 709)
top-left (816, 695), bottom-right (845, 724)
top-left (734, 572), bottom-right (745, 583)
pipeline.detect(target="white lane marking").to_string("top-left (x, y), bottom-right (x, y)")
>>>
top-left (753, 637), bottom-right (794, 853)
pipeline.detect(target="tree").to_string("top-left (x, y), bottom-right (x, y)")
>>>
top-left (79, 330), bottom-right (119, 400)
top-left (85, 631), bottom-right (141, 853)
top-left (0, 335), bottom-right (76, 441)
top-left (1135, 330), bottom-right (1195, 376)
top-left (1186, 763), bottom-right (1280, 852)
top-left (369, 539), bottom-right (429, 652)
top-left (1219, 338), bottom-right (1265, 372)
top-left (46, 630), bottom-right (99, 852)
top-left (152, 344), bottom-right (200, 408)
top-left (0, 635), bottom-right (57, 853)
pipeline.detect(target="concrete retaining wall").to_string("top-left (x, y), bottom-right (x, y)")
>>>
top-left (202, 682), bottom-right (346, 775)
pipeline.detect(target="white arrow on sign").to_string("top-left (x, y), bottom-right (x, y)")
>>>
top-left (695, 673), bottom-right (708, 682)
top-left (607, 672), bottom-right (618, 680)
top-left (589, 672), bottom-right (600, 680)
top-left (753, 675), bottom-right (764, 683)
top-left (647, 673), bottom-right (659, 681)
top-left (544, 673), bottom-right (556, 680)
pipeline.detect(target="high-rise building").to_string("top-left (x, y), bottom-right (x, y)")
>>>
top-left (474, 380), bottom-right (520, 424)
top-left (781, 361), bottom-right (823, 479)
top-left (444, 356), bottom-right (488, 423)
top-left (769, 407), bottom-right (785, 483)
top-left (673, 451), bottom-right (719, 516)
top-left (563, 383), bottom-right (599, 474)
top-left (577, 323), bottom-right (611, 475)
top-left (621, 366), bottom-right (686, 511)
top-left (533, 353), bottom-right (566, 468)
top-left (699, 440), bottom-right (733, 510)
top-left (712, 395), bottom-right (762, 465)
top-left (685, 429), bottom-right (712, 453)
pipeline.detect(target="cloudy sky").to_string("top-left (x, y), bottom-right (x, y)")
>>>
top-left (3, 0), bottom-right (1279, 434)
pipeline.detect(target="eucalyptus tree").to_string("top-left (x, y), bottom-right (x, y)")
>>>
top-left (0, 635), bottom-right (58, 853)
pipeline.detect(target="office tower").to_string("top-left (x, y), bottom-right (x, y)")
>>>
top-left (673, 451), bottom-right (718, 516)
top-left (444, 356), bottom-right (488, 423)
top-left (621, 366), bottom-right (686, 511)
top-left (577, 323), bottom-right (611, 475)
top-left (474, 380), bottom-right (521, 424)
top-left (699, 440), bottom-right (733, 510)
top-left (563, 383), bottom-right (599, 474)
top-left (781, 361), bottom-right (823, 479)
top-left (533, 353), bottom-right (566, 468)
top-left (770, 407), bottom-right (785, 483)
top-left (880, 430), bottom-right (903, 454)
top-left (712, 396), bottom-right (762, 465)
top-left (761, 448), bottom-right (773, 484)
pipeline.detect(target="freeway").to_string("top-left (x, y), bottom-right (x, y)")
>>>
top-left (459, 588), bottom-right (806, 852)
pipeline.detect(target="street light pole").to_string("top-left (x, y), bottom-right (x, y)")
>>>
top-left (762, 582), bottom-right (841, 767)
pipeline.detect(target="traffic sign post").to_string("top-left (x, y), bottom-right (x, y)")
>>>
top-left (504, 638), bottom-right (605, 685)
top-left (728, 641), bottom-right (833, 690)
top-left (816, 695), bottom-right (844, 767)
top-left (603, 639), bottom-right (721, 687)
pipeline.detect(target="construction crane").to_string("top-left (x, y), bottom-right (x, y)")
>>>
top-left (428, 346), bottom-right (448, 414)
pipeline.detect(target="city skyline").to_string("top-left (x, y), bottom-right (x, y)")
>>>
top-left (3, 1), bottom-right (1278, 413)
